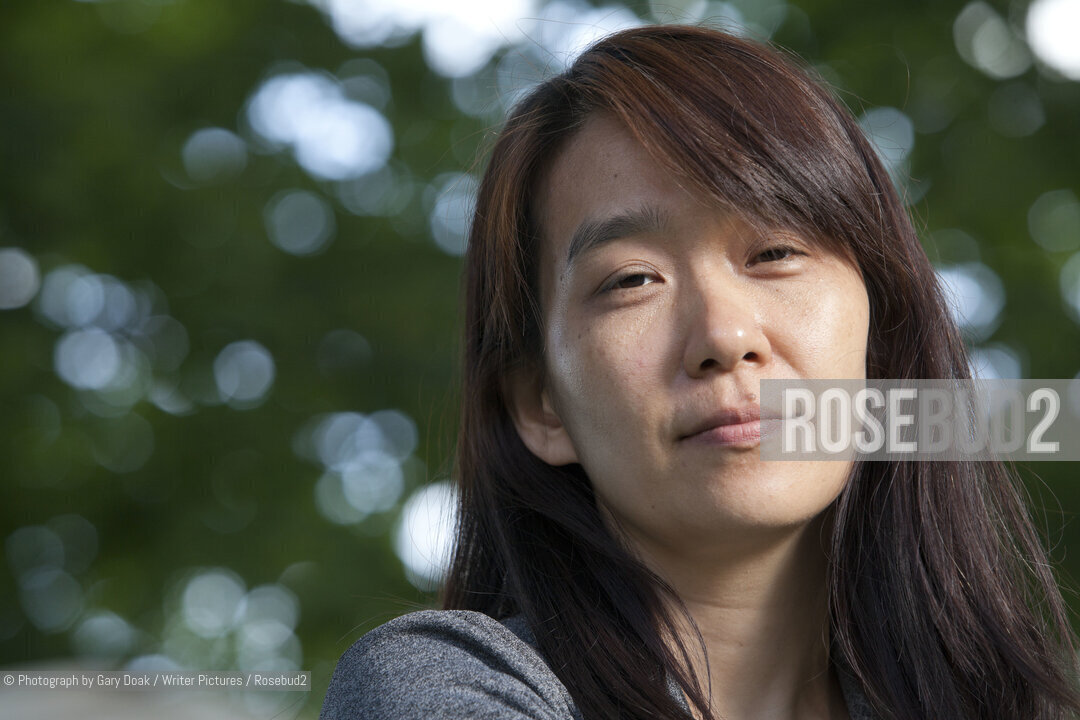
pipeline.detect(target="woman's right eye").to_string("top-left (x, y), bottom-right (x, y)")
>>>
top-left (602, 271), bottom-right (657, 293)
top-left (615, 273), bottom-right (651, 289)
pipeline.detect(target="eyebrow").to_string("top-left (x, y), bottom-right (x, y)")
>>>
top-left (564, 205), bottom-right (669, 270)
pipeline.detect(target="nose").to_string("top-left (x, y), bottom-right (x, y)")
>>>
top-left (681, 273), bottom-right (772, 379)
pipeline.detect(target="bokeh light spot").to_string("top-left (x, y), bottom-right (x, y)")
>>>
top-left (1029, 189), bottom-right (1080, 252)
top-left (936, 262), bottom-right (1006, 341)
top-left (532, 2), bottom-right (644, 70)
top-left (0, 248), bottom-right (40, 309)
top-left (303, 408), bottom-right (420, 524)
top-left (65, 274), bottom-right (106, 327)
top-left (138, 315), bottom-right (191, 372)
top-left (969, 344), bottom-right (1023, 379)
top-left (339, 58), bottom-right (392, 110)
top-left (72, 610), bottom-right (138, 658)
top-left (47, 514), bottom-right (98, 575)
top-left (315, 472), bottom-right (367, 525)
top-left (36, 265), bottom-right (89, 328)
top-left (858, 107), bottom-right (915, 176)
top-left (987, 82), bottom-right (1045, 137)
top-left (370, 409), bottom-right (419, 460)
top-left (150, 379), bottom-right (195, 416)
top-left (1027, 0), bottom-right (1080, 80)
top-left (236, 619), bottom-right (300, 672)
top-left (342, 451), bottom-right (405, 515)
top-left (6, 525), bottom-right (65, 578)
top-left (181, 569), bottom-right (245, 639)
top-left (336, 164), bottom-right (415, 217)
top-left (125, 654), bottom-right (182, 673)
top-left (649, 0), bottom-right (708, 24)
top-left (96, 275), bottom-right (138, 331)
top-left (315, 412), bottom-right (370, 470)
top-left (18, 567), bottom-right (84, 633)
top-left (247, 71), bottom-right (393, 181)
top-left (54, 328), bottom-right (122, 390)
top-left (428, 173), bottom-right (477, 256)
top-left (264, 189), bottom-right (336, 256)
top-left (242, 584), bottom-right (300, 631)
top-left (1060, 251), bottom-right (1080, 323)
top-left (182, 127), bottom-right (248, 183)
top-left (310, 0), bottom-right (539, 78)
top-left (235, 583), bottom-right (302, 673)
top-left (213, 340), bottom-right (276, 408)
top-left (954, 2), bottom-right (1032, 79)
top-left (393, 481), bottom-right (458, 591)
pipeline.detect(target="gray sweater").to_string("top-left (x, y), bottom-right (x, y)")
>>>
top-left (319, 609), bottom-right (875, 719)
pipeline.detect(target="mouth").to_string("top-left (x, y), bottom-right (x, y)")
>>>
top-left (679, 407), bottom-right (782, 447)
top-left (683, 420), bottom-right (762, 446)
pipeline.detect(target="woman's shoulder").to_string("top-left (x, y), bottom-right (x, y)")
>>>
top-left (319, 609), bottom-right (582, 720)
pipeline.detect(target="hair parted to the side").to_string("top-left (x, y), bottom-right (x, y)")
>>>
top-left (441, 24), bottom-right (1080, 720)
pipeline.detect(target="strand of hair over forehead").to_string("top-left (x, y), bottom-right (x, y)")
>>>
top-left (564, 28), bottom-right (865, 229)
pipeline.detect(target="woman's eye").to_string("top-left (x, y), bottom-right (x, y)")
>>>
top-left (603, 272), bottom-right (656, 292)
top-left (616, 273), bottom-right (651, 288)
top-left (754, 245), bottom-right (800, 263)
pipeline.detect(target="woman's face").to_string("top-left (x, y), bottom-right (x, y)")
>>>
top-left (511, 113), bottom-right (870, 560)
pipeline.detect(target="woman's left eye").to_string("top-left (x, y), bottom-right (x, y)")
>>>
top-left (754, 245), bottom-right (801, 263)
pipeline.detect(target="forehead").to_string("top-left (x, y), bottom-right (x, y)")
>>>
top-left (533, 114), bottom-right (706, 285)
top-left (531, 112), bottom-right (860, 296)
top-left (537, 112), bottom-right (679, 225)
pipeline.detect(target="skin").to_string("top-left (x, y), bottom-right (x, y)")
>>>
top-left (507, 113), bottom-right (869, 719)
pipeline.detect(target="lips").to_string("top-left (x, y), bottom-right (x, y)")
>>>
top-left (679, 406), bottom-right (781, 446)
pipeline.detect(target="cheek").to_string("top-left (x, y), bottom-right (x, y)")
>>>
top-left (548, 313), bottom-right (667, 447)
top-left (780, 275), bottom-right (869, 377)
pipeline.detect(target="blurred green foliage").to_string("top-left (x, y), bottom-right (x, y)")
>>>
top-left (1, 0), bottom-right (1078, 717)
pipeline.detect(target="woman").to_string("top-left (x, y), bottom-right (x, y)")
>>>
top-left (321, 25), bottom-right (1080, 720)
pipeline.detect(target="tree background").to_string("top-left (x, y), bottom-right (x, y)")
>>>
top-left (2, 0), bottom-right (1079, 717)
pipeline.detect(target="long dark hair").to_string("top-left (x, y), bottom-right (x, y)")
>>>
top-left (441, 25), bottom-right (1080, 719)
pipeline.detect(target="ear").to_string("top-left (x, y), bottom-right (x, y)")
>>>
top-left (503, 367), bottom-right (580, 467)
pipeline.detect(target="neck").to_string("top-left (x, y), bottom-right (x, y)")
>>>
top-left (627, 514), bottom-right (848, 720)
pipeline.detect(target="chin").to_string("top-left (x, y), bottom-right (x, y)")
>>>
top-left (694, 475), bottom-right (847, 533)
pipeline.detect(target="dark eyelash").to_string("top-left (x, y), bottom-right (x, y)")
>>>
top-left (756, 245), bottom-right (801, 262)
top-left (602, 271), bottom-right (654, 293)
